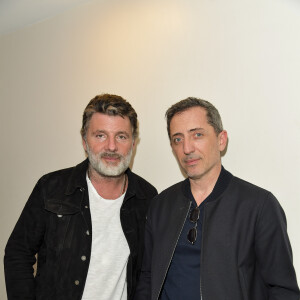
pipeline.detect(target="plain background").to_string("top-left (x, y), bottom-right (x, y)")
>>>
top-left (1, 0), bottom-right (299, 297)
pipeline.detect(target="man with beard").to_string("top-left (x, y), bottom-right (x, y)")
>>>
top-left (4, 94), bottom-right (157, 300)
top-left (134, 97), bottom-right (299, 300)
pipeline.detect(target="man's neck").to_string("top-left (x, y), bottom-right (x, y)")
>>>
top-left (88, 165), bottom-right (127, 200)
top-left (189, 164), bottom-right (222, 206)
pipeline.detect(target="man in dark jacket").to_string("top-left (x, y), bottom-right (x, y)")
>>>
top-left (4, 94), bottom-right (157, 300)
top-left (134, 97), bottom-right (299, 300)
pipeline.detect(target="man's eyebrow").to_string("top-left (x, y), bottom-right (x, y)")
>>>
top-left (171, 132), bottom-right (184, 139)
top-left (92, 130), bottom-right (130, 135)
top-left (189, 127), bottom-right (204, 132)
top-left (92, 129), bottom-right (105, 134)
top-left (117, 131), bottom-right (130, 136)
top-left (171, 128), bottom-right (205, 138)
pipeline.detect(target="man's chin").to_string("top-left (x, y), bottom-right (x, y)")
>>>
top-left (101, 171), bottom-right (124, 177)
top-left (186, 171), bottom-right (204, 180)
top-left (97, 168), bottom-right (124, 177)
top-left (95, 163), bottom-right (128, 177)
top-left (181, 166), bottom-right (199, 179)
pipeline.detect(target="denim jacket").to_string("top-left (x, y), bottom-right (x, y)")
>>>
top-left (4, 159), bottom-right (157, 300)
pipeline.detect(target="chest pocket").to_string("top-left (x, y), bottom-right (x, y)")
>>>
top-left (44, 197), bottom-right (82, 253)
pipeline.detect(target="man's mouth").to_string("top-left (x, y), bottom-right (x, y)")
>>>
top-left (184, 156), bottom-right (201, 166)
top-left (101, 153), bottom-right (122, 163)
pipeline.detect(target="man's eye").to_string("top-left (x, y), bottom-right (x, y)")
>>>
top-left (117, 135), bottom-right (127, 140)
top-left (195, 133), bottom-right (203, 138)
top-left (96, 134), bottom-right (105, 139)
top-left (173, 137), bottom-right (182, 144)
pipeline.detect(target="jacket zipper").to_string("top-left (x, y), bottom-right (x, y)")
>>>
top-left (156, 201), bottom-right (192, 300)
top-left (200, 205), bottom-right (206, 300)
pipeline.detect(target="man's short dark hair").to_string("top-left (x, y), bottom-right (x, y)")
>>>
top-left (81, 94), bottom-right (138, 139)
top-left (165, 97), bottom-right (223, 139)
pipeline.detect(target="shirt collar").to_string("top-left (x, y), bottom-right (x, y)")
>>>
top-left (182, 166), bottom-right (233, 206)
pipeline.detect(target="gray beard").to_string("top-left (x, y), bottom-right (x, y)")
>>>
top-left (86, 145), bottom-right (133, 177)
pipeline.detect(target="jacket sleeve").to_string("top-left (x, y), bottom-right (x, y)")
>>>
top-left (4, 179), bottom-right (46, 300)
top-left (255, 192), bottom-right (300, 300)
top-left (134, 213), bottom-right (152, 300)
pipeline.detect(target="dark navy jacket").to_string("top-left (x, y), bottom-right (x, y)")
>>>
top-left (4, 159), bottom-right (157, 300)
top-left (134, 172), bottom-right (299, 300)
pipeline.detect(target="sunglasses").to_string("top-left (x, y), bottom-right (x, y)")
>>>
top-left (187, 207), bottom-right (200, 245)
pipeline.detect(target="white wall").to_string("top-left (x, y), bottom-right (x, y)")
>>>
top-left (1, 0), bottom-right (299, 297)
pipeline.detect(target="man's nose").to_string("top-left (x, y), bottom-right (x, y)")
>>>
top-left (106, 136), bottom-right (117, 152)
top-left (183, 138), bottom-right (195, 155)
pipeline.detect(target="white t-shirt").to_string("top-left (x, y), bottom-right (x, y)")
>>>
top-left (82, 174), bottom-right (130, 300)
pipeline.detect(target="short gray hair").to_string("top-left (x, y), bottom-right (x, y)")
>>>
top-left (81, 94), bottom-right (138, 139)
top-left (165, 97), bottom-right (223, 139)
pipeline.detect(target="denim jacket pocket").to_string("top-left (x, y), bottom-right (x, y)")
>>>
top-left (44, 198), bottom-right (82, 255)
top-left (44, 196), bottom-right (81, 215)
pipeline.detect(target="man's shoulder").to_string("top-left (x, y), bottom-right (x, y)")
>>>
top-left (127, 169), bottom-right (158, 197)
top-left (40, 166), bottom-right (74, 181)
top-left (39, 160), bottom-right (87, 183)
top-left (228, 174), bottom-right (279, 208)
top-left (152, 180), bottom-right (186, 204)
top-left (128, 170), bottom-right (155, 188)
top-left (147, 180), bottom-right (187, 215)
top-left (36, 160), bottom-right (88, 199)
top-left (230, 175), bottom-right (272, 195)
top-left (159, 180), bottom-right (185, 196)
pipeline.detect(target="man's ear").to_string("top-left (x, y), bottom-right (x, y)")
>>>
top-left (218, 130), bottom-right (228, 152)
